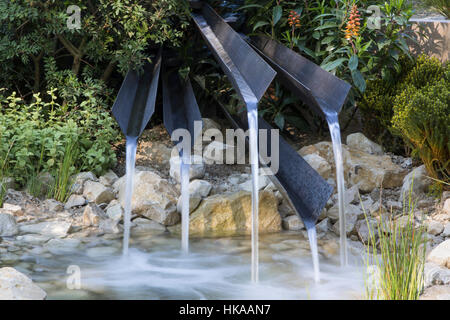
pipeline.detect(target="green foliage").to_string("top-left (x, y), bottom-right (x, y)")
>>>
top-left (364, 191), bottom-right (427, 300)
top-left (392, 64), bottom-right (449, 183)
top-left (0, 89), bottom-right (119, 191)
top-left (241, 0), bottom-right (414, 104)
top-left (418, 0), bottom-right (450, 18)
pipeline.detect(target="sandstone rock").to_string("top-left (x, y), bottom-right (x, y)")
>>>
top-left (443, 223), bottom-right (450, 237)
top-left (332, 212), bottom-right (357, 236)
top-left (64, 194), bottom-right (86, 210)
top-left (427, 240), bottom-right (450, 268)
top-left (43, 199), bottom-right (63, 212)
top-left (16, 234), bottom-right (51, 244)
top-left (45, 238), bottom-right (81, 255)
top-left (106, 202), bottom-right (123, 221)
top-left (176, 191), bottom-right (202, 213)
top-left (0, 213), bottom-right (18, 236)
top-left (132, 218), bottom-right (166, 234)
top-left (400, 165), bottom-right (432, 202)
top-left (19, 221), bottom-right (71, 238)
top-left (424, 262), bottom-right (450, 287)
top-left (0, 267), bottom-right (46, 300)
top-left (426, 220), bottom-right (444, 236)
top-left (443, 199), bottom-right (450, 215)
top-left (70, 172), bottom-right (97, 194)
top-left (83, 181), bottom-right (115, 204)
top-left (169, 190), bottom-right (281, 237)
top-left (327, 203), bottom-right (362, 221)
top-left (169, 155), bottom-right (205, 183)
top-left (346, 133), bottom-right (383, 155)
top-left (302, 154), bottom-right (332, 180)
top-left (368, 201), bottom-right (387, 217)
top-left (116, 170), bottom-right (180, 226)
top-left (238, 175), bottom-right (270, 192)
top-left (99, 170), bottom-right (119, 186)
top-left (420, 285), bottom-right (450, 300)
top-left (1, 203), bottom-right (23, 216)
top-left (98, 219), bottom-right (120, 234)
top-left (355, 218), bottom-right (377, 243)
top-left (282, 215), bottom-right (304, 231)
top-left (83, 203), bottom-right (105, 227)
top-left (189, 180), bottom-right (212, 198)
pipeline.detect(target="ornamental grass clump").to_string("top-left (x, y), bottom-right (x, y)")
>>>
top-left (364, 188), bottom-right (428, 300)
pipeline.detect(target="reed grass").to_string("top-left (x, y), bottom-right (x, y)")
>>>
top-left (363, 184), bottom-right (428, 300)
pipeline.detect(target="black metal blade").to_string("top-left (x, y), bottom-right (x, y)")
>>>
top-left (191, 4), bottom-right (276, 103)
top-left (219, 106), bottom-right (333, 227)
top-left (249, 35), bottom-right (351, 117)
top-left (162, 65), bottom-right (203, 154)
top-left (112, 50), bottom-right (162, 138)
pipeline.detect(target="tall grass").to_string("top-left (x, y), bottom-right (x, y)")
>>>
top-left (0, 140), bottom-right (15, 207)
top-left (364, 187), bottom-right (428, 300)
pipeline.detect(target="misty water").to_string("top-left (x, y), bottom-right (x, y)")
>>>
top-left (325, 113), bottom-right (348, 266)
top-left (122, 136), bottom-right (138, 256)
top-left (23, 232), bottom-right (365, 300)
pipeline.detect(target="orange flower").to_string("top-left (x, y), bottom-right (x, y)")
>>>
top-left (345, 4), bottom-right (361, 40)
top-left (288, 10), bottom-right (301, 29)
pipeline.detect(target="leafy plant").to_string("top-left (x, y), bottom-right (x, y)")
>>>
top-left (418, 0), bottom-right (450, 18)
top-left (364, 188), bottom-right (427, 300)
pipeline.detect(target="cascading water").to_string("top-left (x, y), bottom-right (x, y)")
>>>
top-left (325, 112), bottom-right (348, 266)
top-left (246, 102), bottom-right (259, 283)
top-left (180, 154), bottom-right (190, 254)
top-left (122, 136), bottom-right (138, 256)
top-left (306, 225), bottom-right (320, 283)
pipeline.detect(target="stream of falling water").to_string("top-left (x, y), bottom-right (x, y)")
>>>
top-left (247, 102), bottom-right (259, 283)
top-left (325, 112), bottom-right (348, 266)
top-left (122, 136), bottom-right (138, 256)
top-left (180, 154), bottom-right (190, 254)
top-left (306, 226), bottom-right (320, 283)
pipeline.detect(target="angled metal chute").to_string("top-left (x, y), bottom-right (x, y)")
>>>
top-left (218, 105), bottom-right (333, 229)
top-left (249, 35), bottom-right (351, 117)
top-left (112, 49), bottom-right (162, 138)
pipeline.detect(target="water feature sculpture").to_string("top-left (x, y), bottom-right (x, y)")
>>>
top-left (112, 51), bottom-right (162, 255)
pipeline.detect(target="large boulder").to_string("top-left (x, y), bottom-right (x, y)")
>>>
top-left (302, 154), bottom-right (332, 180)
top-left (83, 181), bottom-right (115, 204)
top-left (399, 165), bottom-right (433, 202)
top-left (427, 240), bottom-right (450, 268)
top-left (346, 133), bottom-right (383, 155)
top-left (0, 267), bottom-right (47, 300)
top-left (116, 170), bottom-right (180, 226)
top-left (169, 190), bottom-right (281, 237)
top-left (19, 221), bottom-right (71, 238)
top-left (0, 213), bottom-right (18, 236)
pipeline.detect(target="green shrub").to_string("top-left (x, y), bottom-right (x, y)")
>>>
top-left (0, 89), bottom-right (119, 191)
top-left (392, 77), bottom-right (449, 183)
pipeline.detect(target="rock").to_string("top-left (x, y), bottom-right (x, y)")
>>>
top-left (45, 238), bottom-right (81, 255)
top-left (203, 141), bottom-right (235, 164)
top-left (70, 172), bottom-right (97, 194)
top-left (116, 170), bottom-right (180, 226)
top-left (132, 218), bottom-right (166, 234)
top-left (427, 240), bottom-right (450, 268)
top-left (189, 180), bottom-right (212, 198)
top-left (0, 267), bottom-right (47, 300)
top-left (176, 195), bottom-right (202, 214)
top-left (170, 155), bottom-right (206, 183)
top-left (0, 213), bottom-right (18, 236)
top-left (332, 212), bottom-right (357, 236)
top-left (19, 221), bottom-right (71, 238)
top-left (64, 194), bottom-right (86, 210)
top-left (426, 220), bottom-right (444, 236)
top-left (346, 133), bottom-right (383, 155)
top-left (443, 199), bottom-right (450, 215)
top-left (82, 203), bottom-right (106, 227)
top-left (238, 175), bottom-right (270, 192)
top-left (302, 154), bottom-right (332, 180)
top-left (316, 218), bottom-right (330, 234)
top-left (43, 199), bottom-right (63, 212)
top-left (399, 165), bottom-right (432, 202)
top-left (368, 201), bottom-right (387, 217)
top-left (355, 218), bottom-right (377, 243)
top-left (83, 181), bottom-right (115, 204)
top-left (16, 234), bottom-right (51, 244)
top-left (99, 170), bottom-right (119, 186)
top-left (98, 219), bottom-right (120, 234)
top-left (169, 190), bottom-right (281, 237)
top-left (443, 223), bottom-right (450, 237)
top-left (106, 202), bottom-right (123, 221)
top-left (327, 203), bottom-right (362, 221)
top-left (420, 285), bottom-right (450, 300)
top-left (332, 185), bottom-right (360, 205)
top-left (1, 203), bottom-right (23, 216)
top-left (386, 200), bottom-right (402, 211)
top-left (424, 262), bottom-right (450, 287)
top-left (282, 215), bottom-right (304, 231)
